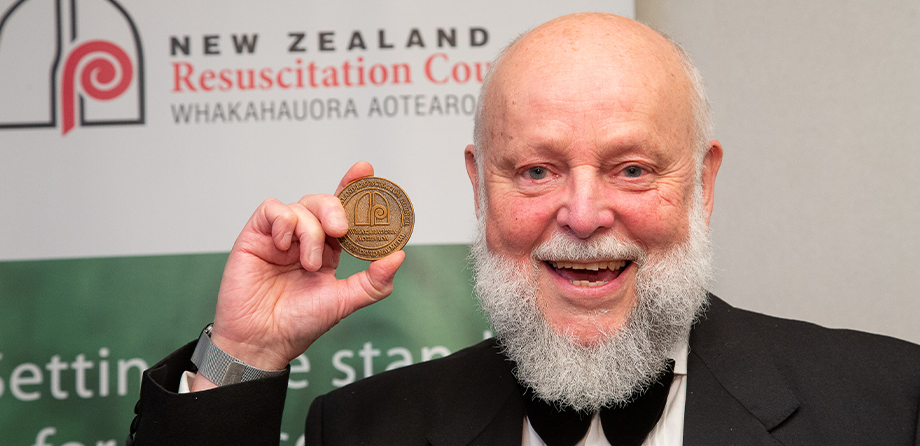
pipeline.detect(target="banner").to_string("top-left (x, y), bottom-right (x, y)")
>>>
top-left (0, 0), bottom-right (633, 444)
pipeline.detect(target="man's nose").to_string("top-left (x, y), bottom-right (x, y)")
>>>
top-left (556, 168), bottom-right (615, 238)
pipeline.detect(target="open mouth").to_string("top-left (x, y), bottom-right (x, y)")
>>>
top-left (546, 260), bottom-right (631, 287)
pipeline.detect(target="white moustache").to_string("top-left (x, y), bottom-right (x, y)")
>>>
top-left (531, 231), bottom-right (647, 266)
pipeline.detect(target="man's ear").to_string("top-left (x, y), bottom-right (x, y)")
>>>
top-left (701, 139), bottom-right (723, 225)
top-left (465, 144), bottom-right (480, 217)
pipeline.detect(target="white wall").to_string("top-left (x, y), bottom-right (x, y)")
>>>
top-left (638, 1), bottom-right (920, 342)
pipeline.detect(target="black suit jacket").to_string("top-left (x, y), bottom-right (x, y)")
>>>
top-left (129, 296), bottom-right (920, 445)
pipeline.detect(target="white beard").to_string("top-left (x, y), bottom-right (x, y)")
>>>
top-left (470, 189), bottom-right (713, 413)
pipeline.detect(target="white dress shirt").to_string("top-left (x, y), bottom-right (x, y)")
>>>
top-left (522, 342), bottom-right (688, 446)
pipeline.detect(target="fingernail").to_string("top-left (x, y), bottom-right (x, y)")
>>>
top-left (310, 247), bottom-right (322, 267)
top-left (332, 216), bottom-right (348, 231)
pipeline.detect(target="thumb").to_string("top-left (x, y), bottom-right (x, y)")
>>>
top-left (364, 250), bottom-right (406, 302)
top-left (342, 251), bottom-right (405, 311)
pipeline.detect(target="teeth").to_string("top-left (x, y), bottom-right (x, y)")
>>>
top-left (569, 280), bottom-right (609, 287)
top-left (550, 260), bottom-right (627, 271)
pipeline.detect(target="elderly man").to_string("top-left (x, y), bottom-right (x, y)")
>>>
top-left (129, 13), bottom-right (920, 446)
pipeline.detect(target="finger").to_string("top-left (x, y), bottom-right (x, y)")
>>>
top-left (299, 193), bottom-right (349, 238)
top-left (289, 202), bottom-right (328, 271)
top-left (257, 198), bottom-right (298, 251)
top-left (323, 236), bottom-right (342, 269)
top-left (334, 161), bottom-right (375, 195)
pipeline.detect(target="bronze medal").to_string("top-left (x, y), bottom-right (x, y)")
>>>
top-left (337, 176), bottom-right (414, 261)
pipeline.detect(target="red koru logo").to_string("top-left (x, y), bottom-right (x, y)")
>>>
top-left (0, 0), bottom-right (145, 135)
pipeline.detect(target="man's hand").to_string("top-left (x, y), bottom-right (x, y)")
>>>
top-left (192, 162), bottom-right (404, 390)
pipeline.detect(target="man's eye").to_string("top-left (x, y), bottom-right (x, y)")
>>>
top-left (526, 166), bottom-right (548, 180)
top-left (623, 166), bottom-right (643, 178)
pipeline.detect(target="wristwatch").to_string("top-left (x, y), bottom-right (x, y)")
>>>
top-left (190, 323), bottom-right (286, 386)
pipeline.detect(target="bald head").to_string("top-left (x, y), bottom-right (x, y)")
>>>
top-left (473, 13), bottom-right (711, 183)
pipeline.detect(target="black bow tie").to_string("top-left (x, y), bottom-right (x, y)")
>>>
top-left (519, 360), bottom-right (675, 446)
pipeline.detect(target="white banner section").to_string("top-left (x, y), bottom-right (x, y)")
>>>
top-left (0, 0), bottom-right (633, 261)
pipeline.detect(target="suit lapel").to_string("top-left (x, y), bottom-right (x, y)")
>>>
top-left (684, 296), bottom-right (800, 445)
top-left (684, 350), bottom-right (785, 445)
top-left (425, 338), bottom-right (525, 446)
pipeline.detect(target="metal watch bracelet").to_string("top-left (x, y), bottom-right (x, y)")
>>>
top-left (190, 323), bottom-right (286, 386)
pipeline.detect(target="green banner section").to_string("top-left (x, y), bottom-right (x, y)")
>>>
top-left (0, 244), bottom-right (489, 445)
